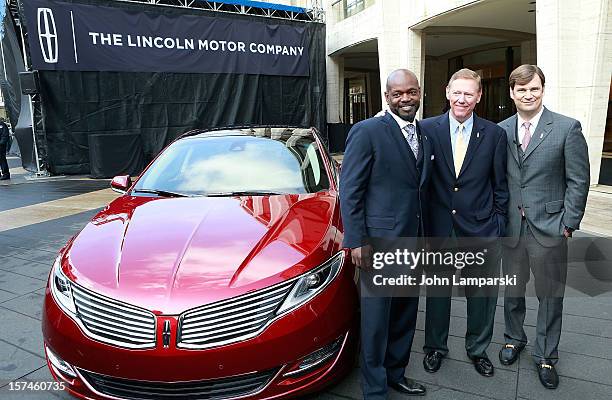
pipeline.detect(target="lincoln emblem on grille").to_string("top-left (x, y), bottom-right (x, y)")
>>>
top-left (162, 320), bottom-right (171, 348)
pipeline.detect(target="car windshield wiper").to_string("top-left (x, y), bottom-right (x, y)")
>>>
top-left (132, 188), bottom-right (191, 198)
top-left (204, 190), bottom-right (284, 197)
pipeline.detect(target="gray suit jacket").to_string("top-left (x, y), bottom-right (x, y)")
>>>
top-left (498, 107), bottom-right (590, 248)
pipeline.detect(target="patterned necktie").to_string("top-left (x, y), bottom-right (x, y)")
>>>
top-left (454, 124), bottom-right (467, 177)
top-left (522, 122), bottom-right (532, 151)
top-left (404, 124), bottom-right (419, 158)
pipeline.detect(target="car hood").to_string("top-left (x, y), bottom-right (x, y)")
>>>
top-left (63, 192), bottom-right (339, 315)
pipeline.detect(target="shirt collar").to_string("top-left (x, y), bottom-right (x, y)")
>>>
top-left (449, 112), bottom-right (474, 135)
top-left (518, 107), bottom-right (544, 131)
top-left (388, 110), bottom-right (417, 131)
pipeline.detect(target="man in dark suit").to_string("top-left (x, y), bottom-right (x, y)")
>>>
top-left (340, 69), bottom-right (431, 399)
top-left (421, 68), bottom-right (508, 377)
top-left (0, 118), bottom-right (10, 181)
top-left (498, 65), bottom-right (589, 389)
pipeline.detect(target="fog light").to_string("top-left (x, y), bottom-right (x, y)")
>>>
top-left (283, 336), bottom-right (344, 377)
top-left (46, 346), bottom-right (77, 378)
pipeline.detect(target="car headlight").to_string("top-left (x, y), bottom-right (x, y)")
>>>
top-left (50, 257), bottom-right (77, 316)
top-left (276, 251), bottom-right (344, 315)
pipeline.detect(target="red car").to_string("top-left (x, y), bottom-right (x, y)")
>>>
top-left (42, 127), bottom-right (358, 399)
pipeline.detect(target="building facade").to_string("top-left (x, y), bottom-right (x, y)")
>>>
top-left (325, 0), bottom-right (612, 185)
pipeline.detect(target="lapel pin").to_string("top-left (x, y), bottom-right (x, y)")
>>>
top-left (431, 155), bottom-right (435, 160)
top-left (476, 132), bottom-right (480, 138)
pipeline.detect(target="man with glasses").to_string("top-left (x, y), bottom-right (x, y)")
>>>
top-left (421, 68), bottom-right (508, 378)
top-left (498, 64), bottom-right (589, 389)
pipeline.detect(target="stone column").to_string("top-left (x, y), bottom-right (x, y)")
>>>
top-left (537, 0), bottom-right (612, 184)
top-left (375, 0), bottom-right (404, 109)
top-left (376, 0), bottom-right (424, 113)
top-left (326, 55), bottom-right (345, 123)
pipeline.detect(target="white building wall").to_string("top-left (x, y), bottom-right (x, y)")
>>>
top-left (326, 1), bottom-right (383, 54)
top-left (325, 0), bottom-right (612, 183)
top-left (326, 0), bottom-right (485, 113)
top-left (537, 0), bottom-right (612, 184)
top-left (326, 55), bottom-right (344, 123)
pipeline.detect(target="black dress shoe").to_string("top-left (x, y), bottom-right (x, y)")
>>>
top-left (470, 355), bottom-right (494, 377)
top-left (423, 351), bottom-right (444, 373)
top-left (499, 343), bottom-right (523, 366)
top-left (389, 377), bottom-right (426, 396)
top-left (537, 363), bottom-right (559, 389)
top-left (0, 175), bottom-right (9, 181)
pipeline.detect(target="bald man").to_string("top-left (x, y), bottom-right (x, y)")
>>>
top-left (340, 69), bottom-right (431, 399)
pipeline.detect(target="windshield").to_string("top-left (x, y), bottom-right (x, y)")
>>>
top-left (134, 130), bottom-right (331, 196)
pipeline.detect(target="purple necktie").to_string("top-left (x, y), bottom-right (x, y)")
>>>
top-left (522, 122), bottom-right (532, 151)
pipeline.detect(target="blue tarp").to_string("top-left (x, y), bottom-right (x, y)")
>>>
top-left (212, 0), bottom-right (307, 13)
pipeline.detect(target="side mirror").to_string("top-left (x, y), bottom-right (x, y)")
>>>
top-left (110, 175), bottom-right (132, 194)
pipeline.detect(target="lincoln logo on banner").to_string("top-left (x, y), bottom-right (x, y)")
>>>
top-left (37, 8), bottom-right (58, 64)
top-left (23, 0), bottom-right (310, 76)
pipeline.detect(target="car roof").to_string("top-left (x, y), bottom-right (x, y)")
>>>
top-left (179, 127), bottom-right (317, 140)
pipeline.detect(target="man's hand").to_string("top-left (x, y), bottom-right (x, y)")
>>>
top-left (563, 227), bottom-right (573, 238)
top-left (351, 245), bottom-right (373, 270)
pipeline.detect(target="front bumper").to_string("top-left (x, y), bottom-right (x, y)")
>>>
top-left (42, 268), bottom-right (358, 400)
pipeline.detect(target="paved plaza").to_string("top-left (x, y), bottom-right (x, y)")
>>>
top-left (0, 157), bottom-right (611, 399)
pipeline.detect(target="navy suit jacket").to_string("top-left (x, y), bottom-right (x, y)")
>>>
top-left (421, 112), bottom-right (508, 238)
top-left (340, 112), bottom-right (432, 248)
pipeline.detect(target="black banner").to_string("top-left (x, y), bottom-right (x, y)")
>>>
top-left (23, 0), bottom-right (310, 76)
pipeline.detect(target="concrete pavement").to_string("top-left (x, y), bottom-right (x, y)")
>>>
top-left (0, 165), bottom-right (611, 399)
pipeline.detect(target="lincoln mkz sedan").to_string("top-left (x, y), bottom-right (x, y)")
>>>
top-left (42, 127), bottom-right (359, 399)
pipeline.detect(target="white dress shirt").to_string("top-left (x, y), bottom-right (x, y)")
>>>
top-left (388, 110), bottom-right (417, 141)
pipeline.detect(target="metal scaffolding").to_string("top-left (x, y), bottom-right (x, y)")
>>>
top-left (4, 0), bottom-right (324, 174)
top-left (5, 0), bottom-right (48, 175)
top-left (115, 0), bottom-right (325, 22)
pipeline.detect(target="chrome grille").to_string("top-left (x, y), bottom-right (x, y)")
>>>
top-left (72, 284), bottom-right (156, 349)
top-left (79, 368), bottom-right (278, 400)
top-left (178, 280), bottom-right (294, 349)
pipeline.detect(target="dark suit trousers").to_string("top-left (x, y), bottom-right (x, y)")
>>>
top-left (424, 239), bottom-right (500, 358)
top-left (0, 143), bottom-right (9, 176)
top-left (502, 220), bottom-right (567, 365)
top-left (360, 293), bottom-right (418, 400)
